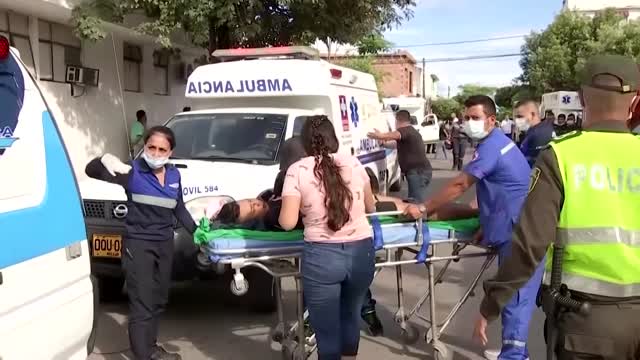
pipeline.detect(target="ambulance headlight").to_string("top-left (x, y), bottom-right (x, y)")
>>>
top-left (185, 195), bottom-right (235, 221)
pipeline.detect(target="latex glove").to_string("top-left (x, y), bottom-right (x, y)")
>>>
top-left (101, 153), bottom-right (131, 177)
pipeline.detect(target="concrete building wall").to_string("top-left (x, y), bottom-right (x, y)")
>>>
top-left (0, 2), bottom-right (206, 179)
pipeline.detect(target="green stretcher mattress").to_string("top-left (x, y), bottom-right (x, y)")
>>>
top-left (195, 216), bottom-right (480, 263)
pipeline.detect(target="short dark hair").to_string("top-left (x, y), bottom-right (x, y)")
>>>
top-left (136, 110), bottom-right (146, 120)
top-left (364, 167), bottom-right (379, 195)
top-left (395, 110), bottom-right (411, 122)
top-left (464, 95), bottom-right (496, 117)
top-left (516, 99), bottom-right (539, 108)
top-left (182, 106), bottom-right (191, 112)
top-left (143, 126), bottom-right (176, 150)
top-left (217, 201), bottom-right (240, 223)
top-left (545, 110), bottom-right (555, 117)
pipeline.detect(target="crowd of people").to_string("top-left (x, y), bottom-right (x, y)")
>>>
top-left (84, 54), bottom-right (640, 360)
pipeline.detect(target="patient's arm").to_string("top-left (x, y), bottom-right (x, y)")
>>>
top-left (374, 195), bottom-right (409, 212)
top-left (427, 202), bottom-right (479, 221)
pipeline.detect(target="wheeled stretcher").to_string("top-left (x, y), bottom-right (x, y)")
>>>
top-left (194, 212), bottom-right (496, 360)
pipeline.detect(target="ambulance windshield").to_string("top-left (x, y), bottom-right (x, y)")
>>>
top-left (167, 113), bottom-right (287, 163)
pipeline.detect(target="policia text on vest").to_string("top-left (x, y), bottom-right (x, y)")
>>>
top-left (571, 163), bottom-right (640, 193)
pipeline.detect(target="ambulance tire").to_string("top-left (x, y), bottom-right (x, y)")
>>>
top-left (389, 180), bottom-right (402, 192)
top-left (87, 275), bottom-right (99, 355)
top-left (97, 276), bottom-right (125, 302)
top-left (224, 267), bottom-right (277, 313)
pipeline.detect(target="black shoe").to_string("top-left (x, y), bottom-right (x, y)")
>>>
top-left (362, 311), bottom-right (384, 337)
top-left (151, 345), bottom-right (182, 360)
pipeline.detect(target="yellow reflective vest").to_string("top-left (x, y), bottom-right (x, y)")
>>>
top-left (543, 131), bottom-right (640, 297)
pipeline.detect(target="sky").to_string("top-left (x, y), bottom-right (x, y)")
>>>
top-left (316, 0), bottom-right (563, 96)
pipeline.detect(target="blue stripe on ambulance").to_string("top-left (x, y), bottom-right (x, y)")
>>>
top-left (0, 111), bottom-right (86, 269)
top-left (357, 149), bottom-right (386, 165)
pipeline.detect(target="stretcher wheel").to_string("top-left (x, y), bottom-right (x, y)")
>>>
top-left (281, 340), bottom-right (305, 360)
top-left (432, 342), bottom-right (451, 360)
top-left (230, 277), bottom-right (249, 296)
top-left (401, 324), bottom-right (419, 345)
top-left (271, 323), bottom-right (285, 343)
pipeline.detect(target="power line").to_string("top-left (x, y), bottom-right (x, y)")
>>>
top-left (422, 53), bottom-right (521, 63)
top-left (391, 34), bottom-right (526, 48)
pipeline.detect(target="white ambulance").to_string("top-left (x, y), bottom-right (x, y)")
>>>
top-left (0, 37), bottom-right (96, 359)
top-left (382, 96), bottom-right (440, 145)
top-left (540, 91), bottom-right (583, 123)
top-left (169, 46), bottom-right (401, 214)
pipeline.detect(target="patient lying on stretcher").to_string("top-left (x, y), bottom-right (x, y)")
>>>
top-left (211, 168), bottom-right (411, 229)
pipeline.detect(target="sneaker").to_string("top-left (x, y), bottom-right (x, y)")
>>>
top-left (483, 349), bottom-right (529, 360)
top-left (151, 345), bottom-right (182, 360)
top-left (362, 311), bottom-right (384, 337)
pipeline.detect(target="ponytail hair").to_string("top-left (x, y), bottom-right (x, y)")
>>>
top-left (301, 115), bottom-right (352, 232)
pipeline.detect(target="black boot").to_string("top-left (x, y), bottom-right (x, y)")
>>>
top-left (362, 310), bottom-right (384, 337)
top-left (150, 345), bottom-right (182, 360)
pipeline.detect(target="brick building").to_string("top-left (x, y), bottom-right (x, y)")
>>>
top-left (323, 50), bottom-right (437, 98)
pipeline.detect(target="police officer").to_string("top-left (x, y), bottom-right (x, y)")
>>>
top-left (473, 54), bottom-right (640, 360)
top-left (515, 99), bottom-right (556, 167)
top-left (404, 95), bottom-right (543, 360)
top-left (86, 126), bottom-right (196, 360)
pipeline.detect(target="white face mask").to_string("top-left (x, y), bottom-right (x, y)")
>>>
top-left (515, 117), bottom-right (530, 131)
top-left (465, 119), bottom-right (489, 139)
top-left (142, 151), bottom-right (169, 169)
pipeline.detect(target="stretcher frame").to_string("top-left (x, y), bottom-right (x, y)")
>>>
top-left (196, 211), bottom-right (496, 360)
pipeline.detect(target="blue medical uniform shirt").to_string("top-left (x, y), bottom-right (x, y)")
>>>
top-left (519, 120), bottom-right (556, 167)
top-left (464, 129), bottom-right (531, 247)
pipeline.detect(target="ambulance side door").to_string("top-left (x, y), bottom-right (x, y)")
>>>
top-left (0, 48), bottom-right (94, 360)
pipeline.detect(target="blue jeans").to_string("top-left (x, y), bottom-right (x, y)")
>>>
top-left (405, 169), bottom-right (432, 203)
top-left (302, 238), bottom-right (375, 360)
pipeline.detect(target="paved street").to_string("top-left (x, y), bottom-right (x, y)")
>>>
top-left (89, 153), bottom-right (546, 360)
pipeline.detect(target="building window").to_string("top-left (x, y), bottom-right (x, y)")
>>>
top-left (124, 43), bottom-right (142, 92)
top-left (38, 20), bottom-right (82, 82)
top-left (1, 11), bottom-right (36, 75)
top-left (153, 49), bottom-right (169, 95)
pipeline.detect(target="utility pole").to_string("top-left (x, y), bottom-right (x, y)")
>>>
top-left (422, 57), bottom-right (426, 100)
top-left (447, 86), bottom-right (451, 98)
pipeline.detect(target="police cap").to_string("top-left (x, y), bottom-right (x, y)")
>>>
top-left (580, 54), bottom-right (640, 93)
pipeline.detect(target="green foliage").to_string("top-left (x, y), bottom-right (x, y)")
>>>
top-left (452, 83), bottom-right (497, 104)
top-left (72, 0), bottom-right (416, 50)
top-left (520, 8), bottom-right (640, 95)
top-left (431, 98), bottom-right (462, 121)
top-left (355, 31), bottom-right (393, 55)
top-left (494, 84), bottom-right (537, 108)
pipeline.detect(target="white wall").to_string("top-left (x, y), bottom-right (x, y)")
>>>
top-left (565, 0), bottom-right (640, 10)
top-left (1, 3), bottom-right (206, 179)
top-left (40, 34), bottom-right (200, 180)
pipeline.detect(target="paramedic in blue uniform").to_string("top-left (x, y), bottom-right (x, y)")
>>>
top-left (515, 99), bottom-right (556, 167)
top-left (85, 126), bottom-right (196, 360)
top-left (404, 95), bottom-right (543, 360)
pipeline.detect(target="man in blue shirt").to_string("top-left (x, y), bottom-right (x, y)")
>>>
top-left (515, 100), bottom-right (556, 167)
top-left (404, 95), bottom-right (543, 360)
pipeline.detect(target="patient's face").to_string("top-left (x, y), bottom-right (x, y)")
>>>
top-left (237, 199), bottom-right (269, 223)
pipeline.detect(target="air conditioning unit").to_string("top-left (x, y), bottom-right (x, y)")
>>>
top-left (65, 65), bottom-right (100, 87)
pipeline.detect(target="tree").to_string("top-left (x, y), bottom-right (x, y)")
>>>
top-left (453, 83), bottom-right (496, 104)
top-left (431, 98), bottom-right (462, 121)
top-left (72, 0), bottom-right (416, 53)
top-left (355, 30), bottom-right (393, 55)
top-left (519, 8), bottom-right (640, 95)
top-left (494, 84), bottom-right (536, 108)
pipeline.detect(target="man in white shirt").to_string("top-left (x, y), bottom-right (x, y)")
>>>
top-left (500, 118), bottom-right (515, 140)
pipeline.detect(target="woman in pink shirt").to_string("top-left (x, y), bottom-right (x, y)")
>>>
top-left (279, 115), bottom-right (377, 360)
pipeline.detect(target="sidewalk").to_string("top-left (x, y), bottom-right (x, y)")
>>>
top-left (426, 148), bottom-right (474, 178)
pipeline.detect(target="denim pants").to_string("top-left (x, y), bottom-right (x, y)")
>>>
top-left (405, 168), bottom-right (432, 203)
top-left (302, 238), bottom-right (375, 360)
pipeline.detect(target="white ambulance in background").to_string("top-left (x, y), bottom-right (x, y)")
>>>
top-left (540, 91), bottom-right (583, 124)
top-left (382, 96), bottom-right (440, 145)
top-left (169, 46), bottom-right (401, 218)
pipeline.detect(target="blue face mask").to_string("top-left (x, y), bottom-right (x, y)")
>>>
top-left (142, 151), bottom-right (168, 169)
